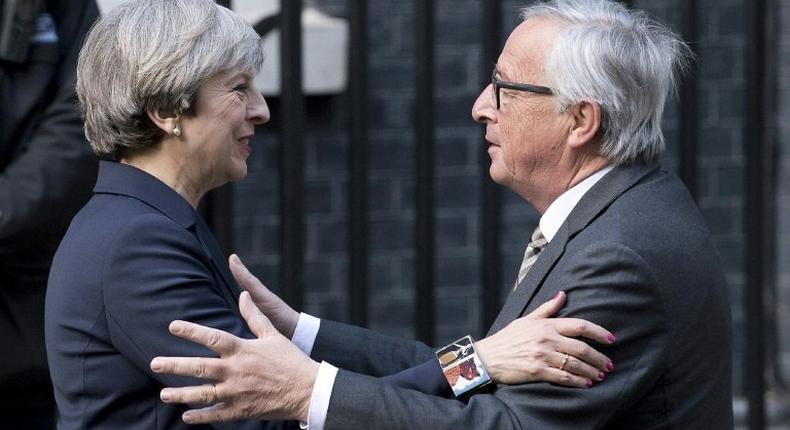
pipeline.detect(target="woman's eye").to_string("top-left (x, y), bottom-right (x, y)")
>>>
top-left (234, 84), bottom-right (248, 93)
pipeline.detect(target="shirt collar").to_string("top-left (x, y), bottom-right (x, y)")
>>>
top-left (539, 165), bottom-right (614, 242)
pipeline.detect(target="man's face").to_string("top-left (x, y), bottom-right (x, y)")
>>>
top-left (472, 18), bottom-right (573, 204)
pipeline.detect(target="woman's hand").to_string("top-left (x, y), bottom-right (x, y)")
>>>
top-left (474, 291), bottom-right (614, 388)
top-left (229, 254), bottom-right (300, 339)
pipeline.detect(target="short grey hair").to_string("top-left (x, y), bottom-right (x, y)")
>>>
top-left (521, 0), bottom-right (692, 165)
top-left (77, 0), bottom-right (264, 158)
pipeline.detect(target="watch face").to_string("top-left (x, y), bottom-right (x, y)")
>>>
top-left (436, 336), bottom-right (491, 397)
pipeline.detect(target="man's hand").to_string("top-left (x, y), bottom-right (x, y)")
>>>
top-left (150, 291), bottom-right (320, 424)
top-left (229, 254), bottom-right (300, 338)
top-left (475, 291), bottom-right (615, 387)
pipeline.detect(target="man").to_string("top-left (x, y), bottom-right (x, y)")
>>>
top-left (151, 0), bottom-right (733, 428)
top-left (0, 0), bottom-right (98, 427)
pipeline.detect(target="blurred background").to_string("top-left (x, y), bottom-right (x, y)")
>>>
top-left (86, 0), bottom-right (790, 428)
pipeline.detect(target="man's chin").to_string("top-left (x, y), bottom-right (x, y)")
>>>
top-left (488, 166), bottom-right (509, 186)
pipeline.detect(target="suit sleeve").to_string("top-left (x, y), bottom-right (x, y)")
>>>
top-left (311, 319), bottom-right (435, 376)
top-left (380, 359), bottom-right (453, 397)
top-left (322, 241), bottom-right (666, 429)
top-left (0, 2), bottom-right (99, 239)
top-left (101, 214), bottom-right (271, 430)
top-left (313, 320), bottom-right (453, 396)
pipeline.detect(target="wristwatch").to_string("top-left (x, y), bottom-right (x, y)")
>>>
top-left (435, 335), bottom-right (492, 398)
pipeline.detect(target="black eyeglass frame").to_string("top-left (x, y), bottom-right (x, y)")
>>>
top-left (491, 69), bottom-right (553, 109)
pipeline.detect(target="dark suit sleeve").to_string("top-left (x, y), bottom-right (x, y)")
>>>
top-left (380, 359), bottom-right (453, 397)
top-left (322, 242), bottom-right (665, 429)
top-left (311, 319), bottom-right (435, 376)
top-left (0, 1), bottom-right (98, 239)
top-left (102, 214), bottom-right (279, 430)
top-left (101, 214), bottom-right (253, 387)
top-left (313, 320), bottom-right (453, 396)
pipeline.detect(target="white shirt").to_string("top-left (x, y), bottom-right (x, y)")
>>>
top-left (293, 165), bottom-right (614, 429)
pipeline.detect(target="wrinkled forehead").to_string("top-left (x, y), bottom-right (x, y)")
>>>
top-left (497, 18), bottom-right (565, 82)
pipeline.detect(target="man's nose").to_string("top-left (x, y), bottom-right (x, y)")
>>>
top-left (472, 84), bottom-right (496, 124)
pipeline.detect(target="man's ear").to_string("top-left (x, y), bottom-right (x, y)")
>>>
top-left (567, 100), bottom-right (602, 149)
top-left (147, 109), bottom-right (180, 136)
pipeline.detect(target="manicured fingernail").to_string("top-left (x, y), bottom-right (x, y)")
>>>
top-left (606, 362), bottom-right (614, 372)
top-left (161, 389), bottom-right (171, 402)
top-left (607, 333), bottom-right (616, 343)
top-left (554, 291), bottom-right (563, 299)
top-left (598, 372), bottom-right (605, 381)
top-left (586, 380), bottom-right (593, 388)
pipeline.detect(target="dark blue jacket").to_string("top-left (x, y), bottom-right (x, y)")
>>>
top-left (46, 161), bottom-right (280, 430)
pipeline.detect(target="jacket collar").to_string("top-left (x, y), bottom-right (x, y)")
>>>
top-left (93, 160), bottom-right (197, 229)
top-left (94, 161), bottom-right (242, 307)
top-left (488, 163), bottom-right (659, 334)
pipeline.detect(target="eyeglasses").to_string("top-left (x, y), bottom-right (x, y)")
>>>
top-left (491, 69), bottom-right (553, 109)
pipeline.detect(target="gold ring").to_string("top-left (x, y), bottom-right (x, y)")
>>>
top-left (559, 353), bottom-right (570, 372)
top-left (212, 384), bottom-right (219, 403)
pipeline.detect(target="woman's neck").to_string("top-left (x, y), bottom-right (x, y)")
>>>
top-left (119, 145), bottom-right (206, 209)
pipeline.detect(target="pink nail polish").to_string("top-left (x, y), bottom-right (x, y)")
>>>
top-left (607, 333), bottom-right (616, 343)
top-left (554, 291), bottom-right (563, 300)
top-left (598, 372), bottom-right (605, 381)
top-left (606, 362), bottom-right (614, 372)
top-left (586, 380), bottom-right (593, 388)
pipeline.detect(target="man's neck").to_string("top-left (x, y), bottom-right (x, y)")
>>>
top-left (538, 164), bottom-right (614, 242)
top-left (529, 156), bottom-right (610, 215)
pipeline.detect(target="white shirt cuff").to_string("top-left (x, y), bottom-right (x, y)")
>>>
top-left (299, 361), bottom-right (338, 430)
top-left (292, 312), bottom-right (320, 355)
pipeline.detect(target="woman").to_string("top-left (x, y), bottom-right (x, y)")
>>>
top-left (45, 0), bottom-right (611, 429)
top-left (45, 1), bottom-right (273, 429)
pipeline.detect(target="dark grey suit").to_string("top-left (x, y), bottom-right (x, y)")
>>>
top-left (311, 164), bottom-right (733, 429)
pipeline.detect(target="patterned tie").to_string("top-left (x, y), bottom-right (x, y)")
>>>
top-left (514, 226), bottom-right (548, 290)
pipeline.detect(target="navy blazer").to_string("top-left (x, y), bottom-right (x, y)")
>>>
top-left (45, 161), bottom-right (281, 430)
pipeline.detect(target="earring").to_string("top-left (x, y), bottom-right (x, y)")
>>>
top-left (173, 125), bottom-right (181, 137)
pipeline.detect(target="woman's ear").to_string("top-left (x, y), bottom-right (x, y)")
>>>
top-left (567, 100), bottom-right (602, 149)
top-left (147, 109), bottom-right (180, 137)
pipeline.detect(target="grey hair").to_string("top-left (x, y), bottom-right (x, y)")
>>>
top-left (77, 0), bottom-right (264, 158)
top-left (521, 0), bottom-right (692, 165)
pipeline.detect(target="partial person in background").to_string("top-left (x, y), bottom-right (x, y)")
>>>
top-left (0, 1), bottom-right (99, 428)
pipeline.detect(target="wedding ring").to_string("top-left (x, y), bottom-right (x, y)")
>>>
top-left (212, 383), bottom-right (219, 403)
top-left (559, 353), bottom-right (570, 372)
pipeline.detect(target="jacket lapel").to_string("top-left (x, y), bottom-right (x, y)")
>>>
top-left (193, 216), bottom-right (241, 308)
top-left (489, 226), bottom-right (569, 334)
top-left (487, 163), bottom-right (659, 335)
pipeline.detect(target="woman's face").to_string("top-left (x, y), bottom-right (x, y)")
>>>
top-left (179, 69), bottom-right (269, 192)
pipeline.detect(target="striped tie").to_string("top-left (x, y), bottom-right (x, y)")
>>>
top-left (514, 226), bottom-right (548, 290)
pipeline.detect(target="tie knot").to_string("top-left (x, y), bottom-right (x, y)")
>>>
top-left (513, 225), bottom-right (548, 290)
top-left (530, 225), bottom-right (547, 248)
